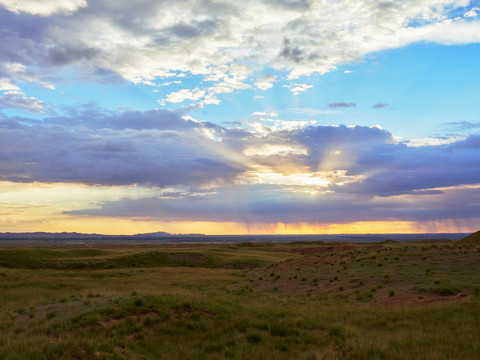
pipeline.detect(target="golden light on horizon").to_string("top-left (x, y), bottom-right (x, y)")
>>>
top-left (2, 213), bottom-right (476, 236)
top-left (1, 181), bottom-right (478, 236)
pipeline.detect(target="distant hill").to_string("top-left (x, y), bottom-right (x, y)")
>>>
top-left (459, 230), bottom-right (480, 244)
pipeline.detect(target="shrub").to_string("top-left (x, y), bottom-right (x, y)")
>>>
top-left (430, 286), bottom-right (460, 296)
top-left (246, 333), bottom-right (262, 344)
top-left (270, 324), bottom-right (290, 337)
top-left (46, 311), bottom-right (56, 319)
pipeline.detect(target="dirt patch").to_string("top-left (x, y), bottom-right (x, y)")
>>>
top-left (98, 310), bottom-right (159, 327)
top-left (374, 291), bottom-right (469, 306)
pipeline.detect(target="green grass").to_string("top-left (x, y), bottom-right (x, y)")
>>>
top-left (0, 240), bottom-right (479, 359)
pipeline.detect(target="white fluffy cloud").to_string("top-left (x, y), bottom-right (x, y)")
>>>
top-left (0, 0), bottom-right (87, 16)
top-left (283, 83), bottom-right (313, 95)
top-left (0, 78), bottom-right (18, 91)
top-left (255, 74), bottom-right (276, 90)
top-left (159, 88), bottom-right (206, 105)
top-left (464, 7), bottom-right (480, 18)
top-left (1, 0), bottom-right (480, 97)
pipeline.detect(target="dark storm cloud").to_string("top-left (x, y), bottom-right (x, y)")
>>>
top-left (69, 124), bottom-right (480, 224)
top-left (328, 102), bottom-right (356, 108)
top-left (67, 182), bottom-right (480, 223)
top-left (1, 108), bottom-right (480, 224)
top-left (0, 109), bottom-right (244, 186)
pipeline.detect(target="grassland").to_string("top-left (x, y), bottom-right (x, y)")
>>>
top-left (0, 238), bottom-right (479, 359)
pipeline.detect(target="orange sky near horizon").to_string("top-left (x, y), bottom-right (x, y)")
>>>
top-left (1, 215), bottom-right (477, 235)
top-left (0, 182), bottom-right (477, 235)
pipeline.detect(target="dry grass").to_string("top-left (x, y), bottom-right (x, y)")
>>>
top-left (0, 240), bottom-right (479, 359)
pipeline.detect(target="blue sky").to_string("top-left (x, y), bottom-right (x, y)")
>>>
top-left (0, 0), bottom-right (480, 234)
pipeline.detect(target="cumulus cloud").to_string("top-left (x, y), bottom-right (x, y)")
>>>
top-left (255, 74), bottom-right (276, 91)
top-left (0, 90), bottom-right (45, 112)
top-left (1, 0), bottom-right (479, 96)
top-left (328, 102), bottom-right (356, 108)
top-left (0, 0), bottom-right (87, 16)
top-left (159, 88), bottom-right (206, 105)
top-left (0, 78), bottom-right (18, 90)
top-left (464, 7), bottom-right (480, 18)
top-left (283, 83), bottom-right (313, 95)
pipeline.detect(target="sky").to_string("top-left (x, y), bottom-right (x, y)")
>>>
top-left (1, 0), bottom-right (480, 235)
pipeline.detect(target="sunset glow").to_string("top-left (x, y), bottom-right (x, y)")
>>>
top-left (1, 1), bottom-right (480, 235)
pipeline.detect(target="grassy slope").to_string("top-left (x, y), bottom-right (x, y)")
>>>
top-left (459, 229), bottom-right (480, 244)
top-left (0, 241), bottom-right (479, 359)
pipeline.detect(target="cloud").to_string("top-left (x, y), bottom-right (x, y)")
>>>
top-left (372, 103), bottom-right (390, 109)
top-left (0, 109), bottom-right (245, 186)
top-left (0, 0), bottom-right (87, 16)
top-left (0, 78), bottom-right (18, 90)
top-left (159, 88), bottom-right (206, 105)
top-left (464, 7), bottom-right (480, 18)
top-left (1, 107), bottom-right (479, 224)
top-left (328, 102), bottom-right (356, 108)
top-left (283, 83), bottom-right (313, 95)
top-left (442, 121), bottom-right (480, 130)
top-left (0, 90), bottom-right (45, 112)
top-left (47, 44), bottom-right (100, 66)
top-left (1, 0), bottom-right (479, 94)
top-left (67, 183), bottom-right (480, 224)
top-left (279, 38), bottom-right (304, 63)
top-left (157, 80), bottom-right (182, 87)
top-left (254, 74), bottom-right (276, 91)
top-left (404, 136), bottom-right (464, 147)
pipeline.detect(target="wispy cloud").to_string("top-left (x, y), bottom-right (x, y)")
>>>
top-left (0, 90), bottom-right (46, 112)
top-left (442, 121), bottom-right (480, 130)
top-left (372, 103), bottom-right (391, 109)
top-left (328, 102), bottom-right (356, 108)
